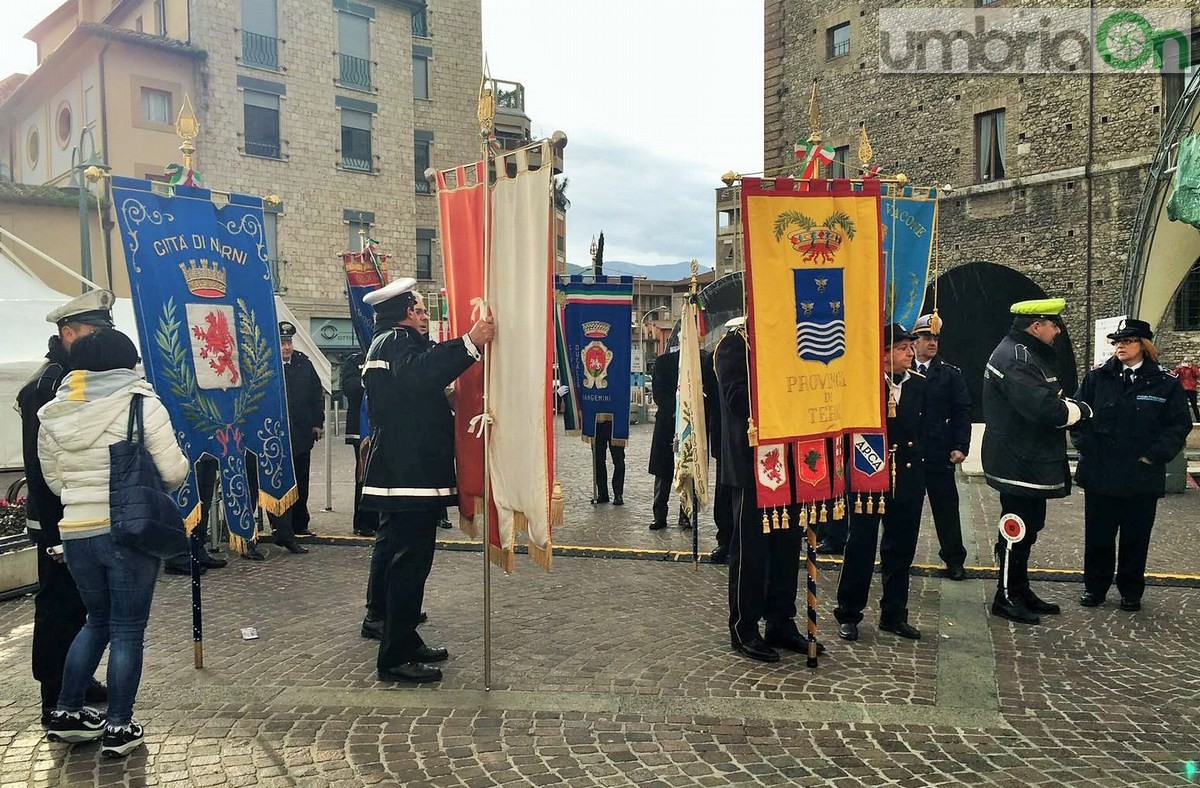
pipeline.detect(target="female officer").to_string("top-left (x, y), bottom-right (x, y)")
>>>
top-left (1071, 319), bottom-right (1191, 611)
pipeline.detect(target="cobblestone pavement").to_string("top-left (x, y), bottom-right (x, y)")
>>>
top-left (2, 541), bottom-right (1200, 786)
top-left (305, 420), bottom-right (1200, 579)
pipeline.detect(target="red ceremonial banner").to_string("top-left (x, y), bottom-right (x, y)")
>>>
top-left (754, 443), bottom-right (793, 509)
top-left (437, 163), bottom-right (489, 538)
top-left (830, 434), bottom-right (847, 500)
top-left (791, 439), bottom-right (830, 504)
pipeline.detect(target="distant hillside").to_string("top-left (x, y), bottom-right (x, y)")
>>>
top-left (565, 260), bottom-right (713, 282)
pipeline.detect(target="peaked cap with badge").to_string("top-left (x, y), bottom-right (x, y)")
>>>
top-left (883, 322), bottom-right (915, 348)
top-left (1106, 317), bottom-right (1153, 342)
top-left (46, 289), bottom-right (116, 328)
top-left (912, 313), bottom-right (943, 336)
top-left (363, 277), bottom-right (420, 322)
top-left (279, 321), bottom-right (297, 340)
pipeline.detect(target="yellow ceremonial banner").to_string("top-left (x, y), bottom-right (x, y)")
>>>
top-left (740, 178), bottom-right (885, 442)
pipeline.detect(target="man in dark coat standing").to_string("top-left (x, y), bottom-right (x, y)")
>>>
top-left (715, 319), bottom-right (807, 662)
top-left (279, 322), bottom-right (324, 540)
top-left (648, 337), bottom-right (686, 530)
top-left (341, 351), bottom-right (376, 536)
top-left (590, 418), bottom-right (625, 505)
top-left (911, 313), bottom-right (972, 581)
top-left (982, 298), bottom-right (1092, 624)
top-left (359, 278), bottom-right (494, 684)
top-left (17, 290), bottom-right (110, 724)
top-left (835, 324), bottom-right (928, 642)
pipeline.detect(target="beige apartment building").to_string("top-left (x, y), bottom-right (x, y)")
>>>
top-left (0, 0), bottom-right (498, 368)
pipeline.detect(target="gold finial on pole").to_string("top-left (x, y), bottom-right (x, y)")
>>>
top-left (477, 60), bottom-right (496, 135)
top-left (689, 258), bottom-right (699, 292)
top-left (806, 79), bottom-right (821, 145)
top-left (175, 94), bottom-right (199, 171)
top-left (858, 122), bottom-right (873, 165)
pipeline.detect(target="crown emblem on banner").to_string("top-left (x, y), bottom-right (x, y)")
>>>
top-left (179, 259), bottom-right (227, 298)
top-left (582, 320), bottom-right (611, 338)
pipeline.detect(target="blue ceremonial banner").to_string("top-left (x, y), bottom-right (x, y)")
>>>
top-left (111, 177), bottom-right (298, 544)
top-left (880, 184), bottom-right (937, 332)
top-left (556, 275), bottom-right (634, 443)
top-left (341, 246), bottom-right (388, 352)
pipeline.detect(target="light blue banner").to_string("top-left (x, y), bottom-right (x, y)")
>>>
top-left (881, 185), bottom-right (937, 332)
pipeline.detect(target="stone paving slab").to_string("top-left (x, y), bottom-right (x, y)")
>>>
top-left (2, 538), bottom-right (1199, 786)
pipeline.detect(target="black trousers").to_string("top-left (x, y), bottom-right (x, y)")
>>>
top-left (369, 510), bottom-right (439, 669)
top-left (995, 494), bottom-right (1047, 599)
top-left (925, 464), bottom-right (967, 568)
top-left (652, 475), bottom-right (688, 526)
top-left (29, 532), bottom-right (87, 707)
top-left (291, 450), bottom-right (312, 533)
top-left (834, 495), bottom-right (923, 626)
top-left (1187, 390), bottom-right (1199, 422)
top-left (819, 515), bottom-right (848, 548)
top-left (591, 422), bottom-right (625, 501)
top-left (350, 439), bottom-right (378, 535)
top-left (727, 489), bottom-right (803, 643)
top-left (1083, 492), bottom-right (1158, 602)
top-left (713, 482), bottom-right (735, 549)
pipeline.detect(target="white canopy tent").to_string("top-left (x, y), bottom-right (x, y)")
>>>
top-left (1, 250), bottom-right (330, 471)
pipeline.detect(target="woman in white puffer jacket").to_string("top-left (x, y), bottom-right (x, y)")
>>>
top-left (37, 329), bottom-right (188, 758)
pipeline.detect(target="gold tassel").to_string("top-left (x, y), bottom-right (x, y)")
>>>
top-left (809, 504), bottom-right (818, 523)
top-left (488, 543), bottom-right (515, 574)
top-left (878, 495), bottom-right (887, 514)
top-left (529, 540), bottom-right (553, 571)
top-left (887, 393), bottom-right (897, 418)
top-left (747, 419), bottom-right (758, 447)
top-left (762, 510), bottom-right (771, 534)
top-left (834, 497), bottom-right (845, 520)
top-left (182, 503), bottom-right (203, 536)
top-left (799, 506), bottom-right (808, 528)
top-left (781, 508), bottom-right (790, 530)
top-left (866, 495), bottom-right (875, 514)
top-left (771, 508), bottom-right (780, 530)
top-left (819, 503), bottom-right (828, 523)
top-left (854, 494), bottom-right (863, 514)
top-left (513, 511), bottom-right (528, 535)
top-left (550, 480), bottom-right (564, 528)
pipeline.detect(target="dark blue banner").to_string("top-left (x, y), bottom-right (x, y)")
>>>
top-left (556, 275), bottom-right (634, 443)
top-left (880, 184), bottom-right (937, 332)
top-left (111, 177), bottom-right (298, 542)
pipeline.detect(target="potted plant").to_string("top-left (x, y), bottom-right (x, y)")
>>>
top-left (0, 479), bottom-right (37, 598)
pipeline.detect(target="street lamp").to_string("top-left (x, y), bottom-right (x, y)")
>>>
top-left (640, 305), bottom-right (669, 367)
top-left (69, 126), bottom-right (110, 292)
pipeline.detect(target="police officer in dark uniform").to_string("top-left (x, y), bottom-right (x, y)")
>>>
top-left (715, 318), bottom-right (808, 662)
top-left (359, 278), bottom-right (494, 684)
top-left (706, 343), bottom-right (734, 564)
top-left (17, 290), bottom-right (110, 724)
top-left (835, 324), bottom-right (928, 642)
top-left (983, 298), bottom-right (1091, 624)
top-left (649, 338), bottom-right (688, 529)
top-left (341, 351), bottom-right (377, 536)
top-left (279, 322), bottom-right (324, 540)
top-left (1072, 318), bottom-right (1190, 610)
top-left (911, 313), bottom-right (972, 580)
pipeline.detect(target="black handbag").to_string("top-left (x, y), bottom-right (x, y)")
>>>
top-left (109, 394), bottom-right (189, 560)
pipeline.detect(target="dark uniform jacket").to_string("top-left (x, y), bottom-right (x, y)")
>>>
top-left (341, 352), bottom-right (365, 443)
top-left (648, 348), bottom-right (680, 477)
top-left (885, 372), bottom-right (928, 502)
top-left (701, 348), bottom-right (721, 460)
top-left (982, 329), bottom-right (1073, 499)
top-left (361, 324), bottom-right (477, 512)
top-left (1071, 358), bottom-right (1191, 499)
top-left (17, 337), bottom-right (71, 546)
top-left (915, 356), bottom-right (971, 466)
top-left (714, 329), bottom-right (755, 489)
top-left (284, 350), bottom-right (324, 456)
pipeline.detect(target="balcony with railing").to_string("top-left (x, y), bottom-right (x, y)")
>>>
top-left (245, 139), bottom-right (281, 159)
top-left (492, 79), bottom-right (530, 144)
top-left (342, 153), bottom-right (372, 172)
top-left (241, 31), bottom-right (279, 70)
top-left (339, 54), bottom-right (372, 90)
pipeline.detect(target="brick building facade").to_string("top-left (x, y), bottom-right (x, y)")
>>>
top-left (765, 0), bottom-right (1200, 377)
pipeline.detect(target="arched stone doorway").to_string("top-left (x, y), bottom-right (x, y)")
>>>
top-left (922, 262), bottom-right (1079, 422)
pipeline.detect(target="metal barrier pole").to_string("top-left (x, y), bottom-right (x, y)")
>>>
top-left (324, 394), bottom-right (333, 511)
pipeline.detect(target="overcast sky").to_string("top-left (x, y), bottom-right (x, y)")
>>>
top-left (0, 0), bottom-right (764, 267)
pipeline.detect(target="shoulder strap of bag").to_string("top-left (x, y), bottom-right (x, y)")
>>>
top-left (127, 394), bottom-right (146, 444)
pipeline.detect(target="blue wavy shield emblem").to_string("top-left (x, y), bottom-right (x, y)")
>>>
top-left (793, 268), bottom-right (845, 364)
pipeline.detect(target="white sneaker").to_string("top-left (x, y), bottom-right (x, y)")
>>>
top-left (100, 720), bottom-right (145, 758)
top-left (46, 708), bottom-right (106, 743)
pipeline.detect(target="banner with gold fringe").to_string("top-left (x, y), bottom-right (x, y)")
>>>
top-left (740, 177), bottom-right (885, 442)
top-left (111, 176), bottom-right (297, 544)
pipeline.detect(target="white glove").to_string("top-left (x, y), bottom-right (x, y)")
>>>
top-left (1060, 398), bottom-right (1092, 427)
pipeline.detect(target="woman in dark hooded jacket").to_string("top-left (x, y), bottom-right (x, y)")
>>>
top-left (1071, 319), bottom-right (1191, 611)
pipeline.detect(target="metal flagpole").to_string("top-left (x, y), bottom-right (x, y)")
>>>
top-left (175, 96), bottom-right (206, 670)
top-left (479, 70), bottom-right (496, 691)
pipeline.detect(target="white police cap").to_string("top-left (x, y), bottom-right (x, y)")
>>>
top-left (45, 289), bottom-right (116, 327)
top-left (363, 277), bottom-right (418, 307)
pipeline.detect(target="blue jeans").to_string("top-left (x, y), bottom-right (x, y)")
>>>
top-left (59, 533), bottom-right (160, 726)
